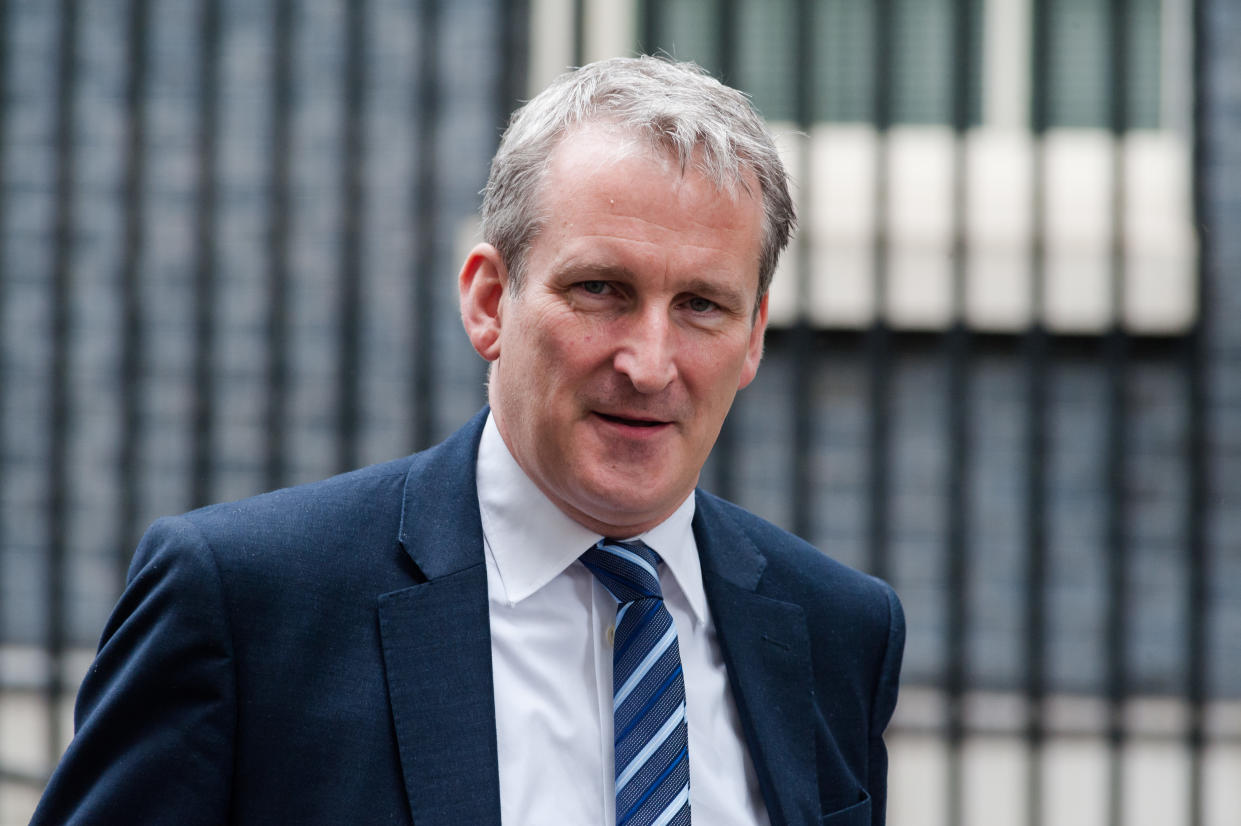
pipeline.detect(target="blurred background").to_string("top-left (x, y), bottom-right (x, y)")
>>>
top-left (0, 0), bottom-right (1237, 823)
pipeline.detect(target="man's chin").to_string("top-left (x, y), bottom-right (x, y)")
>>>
top-left (567, 474), bottom-right (692, 536)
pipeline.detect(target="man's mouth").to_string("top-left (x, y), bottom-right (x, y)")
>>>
top-left (595, 412), bottom-right (670, 428)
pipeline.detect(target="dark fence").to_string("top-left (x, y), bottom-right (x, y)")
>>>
top-left (2, 1), bottom-right (1239, 825)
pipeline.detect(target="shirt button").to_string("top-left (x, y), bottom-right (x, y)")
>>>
top-left (606, 624), bottom-right (615, 647)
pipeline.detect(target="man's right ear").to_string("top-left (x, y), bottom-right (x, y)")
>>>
top-left (458, 243), bottom-right (507, 362)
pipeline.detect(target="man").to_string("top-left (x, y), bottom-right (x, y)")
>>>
top-left (33, 56), bottom-right (903, 825)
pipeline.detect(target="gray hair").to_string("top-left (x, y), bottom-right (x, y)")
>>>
top-left (480, 55), bottom-right (796, 305)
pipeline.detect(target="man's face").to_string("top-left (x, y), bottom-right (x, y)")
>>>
top-left (464, 125), bottom-right (768, 537)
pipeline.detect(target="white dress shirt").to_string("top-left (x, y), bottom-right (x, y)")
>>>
top-left (477, 414), bottom-right (770, 825)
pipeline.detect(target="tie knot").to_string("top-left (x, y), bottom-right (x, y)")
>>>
top-left (580, 538), bottom-right (664, 604)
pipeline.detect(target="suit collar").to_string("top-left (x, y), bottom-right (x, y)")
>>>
top-left (396, 406), bottom-right (490, 578)
top-left (693, 489), bottom-right (767, 589)
top-left (381, 407), bottom-right (502, 826)
top-left (694, 492), bottom-right (819, 826)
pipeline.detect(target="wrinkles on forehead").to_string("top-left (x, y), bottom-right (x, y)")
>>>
top-left (529, 121), bottom-right (753, 232)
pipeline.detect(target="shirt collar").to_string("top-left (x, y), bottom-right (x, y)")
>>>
top-left (476, 412), bottom-right (707, 623)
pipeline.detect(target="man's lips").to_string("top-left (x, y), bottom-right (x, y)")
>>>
top-left (593, 411), bottom-right (672, 428)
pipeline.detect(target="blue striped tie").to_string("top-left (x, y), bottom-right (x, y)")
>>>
top-left (581, 538), bottom-right (691, 826)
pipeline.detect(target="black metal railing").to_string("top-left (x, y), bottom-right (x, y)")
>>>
top-left (0, 2), bottom-right (1233, 825)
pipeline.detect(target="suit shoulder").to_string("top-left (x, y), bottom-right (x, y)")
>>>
top-left (130, 455), bottom-right (417, 590)
top-left (183, 456), bottom-right (412, 540)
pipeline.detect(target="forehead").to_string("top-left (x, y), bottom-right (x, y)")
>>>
top-left (543, 121), bottom-right (752, 199)
top-left (536, 124), bottom-right (763, 242)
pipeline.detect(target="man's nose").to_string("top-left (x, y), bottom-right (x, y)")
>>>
top-left (612, 311), bottom-right (677, 394)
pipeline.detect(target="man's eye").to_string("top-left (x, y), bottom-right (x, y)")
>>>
top-left (580, 281), bottom-right (609, 295)
top-left (686, 296), bottom-right (717, 313)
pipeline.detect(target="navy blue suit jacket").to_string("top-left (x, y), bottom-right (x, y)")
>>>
top-left (33, 409), bottom-right (904, 825)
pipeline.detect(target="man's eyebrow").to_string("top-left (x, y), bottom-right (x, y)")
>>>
top-left (553, 260), bottom-right (635, 280)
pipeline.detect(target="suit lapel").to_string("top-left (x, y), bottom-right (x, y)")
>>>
top-left (694, 492), bottom-right (818, 826)
top-left (378, 410), bottom-right (502, 826)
